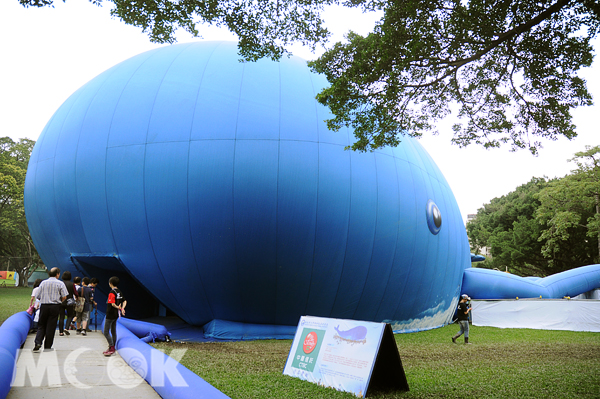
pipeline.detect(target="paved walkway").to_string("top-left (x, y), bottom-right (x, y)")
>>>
top-left (8, 330), bottom-right (162, 398)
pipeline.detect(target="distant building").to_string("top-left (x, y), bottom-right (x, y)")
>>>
top-left (465, 213), bottom-right (490, 257)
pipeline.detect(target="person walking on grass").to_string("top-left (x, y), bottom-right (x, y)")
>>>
top-left (103, 276), bottom-right (127, 356)
top-left (452, 294), bottom-right (472, 344)
top-left (33, 268), bottom-right (68, 352)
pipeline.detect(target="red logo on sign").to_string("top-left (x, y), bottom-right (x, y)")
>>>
top-left (303, 331), bottom-right (318, 354)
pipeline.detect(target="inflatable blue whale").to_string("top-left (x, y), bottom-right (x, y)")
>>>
top-left (23, 41), bottom-right (600, 338)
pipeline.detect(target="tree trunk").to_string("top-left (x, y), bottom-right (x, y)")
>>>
top-left (16, 261), bottom-right (39, 287)
top-left (17, 269), bottom-right (26, 287)
top-left (596, 193), bottom-right (600, 263)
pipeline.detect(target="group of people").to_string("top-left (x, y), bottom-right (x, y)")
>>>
top-left (29, 269), bottom-right (470, 351)
top-left (29, 267), bottom-right (126, 356)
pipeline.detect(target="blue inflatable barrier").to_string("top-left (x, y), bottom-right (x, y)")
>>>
top-left (463, 264), bottom-right (600, 299)
top-left (0, 311), bottom-right (32, 359)
top-left (0, 312), bottom-right (32, 345)
top-left (539, 264), bottom-right (600, 297)
top-left (203, 319), bottom-right (296, 340)
top-left (0, 311), bottom-right (32, 399)
top-left (0, 328), bottom-right (22, 361)
top-left (118, 317), bottom-right (171, 342)
top-left (112, 318), bottom-right (230, 398)
top-left (0, 347), bottom-right (15, 399)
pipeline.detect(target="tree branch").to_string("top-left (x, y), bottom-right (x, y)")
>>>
top-left (444, 0), bottom-right (573, 68)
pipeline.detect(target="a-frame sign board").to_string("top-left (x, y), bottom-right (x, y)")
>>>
top-left (283, 316), bottom-right (409, 398)
top-left (364, 323), bottom-right (409, 396)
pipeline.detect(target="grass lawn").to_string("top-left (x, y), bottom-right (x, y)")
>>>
top-left (152, 324), bottom-right (600, 399)
top-left (2, 288), bottom-right (598, 398)
top-left (0, 286), bottom-right (32, 325)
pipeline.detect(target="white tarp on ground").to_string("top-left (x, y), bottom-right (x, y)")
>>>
top-left (575, 288), bottom-right (600, 300)
top-left (471, 299), bottom-right (600, 332)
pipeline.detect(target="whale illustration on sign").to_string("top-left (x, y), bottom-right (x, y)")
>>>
top-left (24, 41), bottom-right (600, 338)
top-left (334, 325), bottom-right (368, 345)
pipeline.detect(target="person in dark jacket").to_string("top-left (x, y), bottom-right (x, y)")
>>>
top-left (452, 294), bottom-right (472, 344)
top-left (76, 277), bottom-right (93, 336)
top-left (59, 271), bottom-right (76, 336)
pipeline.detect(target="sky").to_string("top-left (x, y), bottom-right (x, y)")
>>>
top-left (1, 1), bottom-right (598, 223)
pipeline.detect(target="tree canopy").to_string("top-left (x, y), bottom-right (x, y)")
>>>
top-left (468, 146), bottom-right (600, 276)
top-left (309, 0), bottom-right (599, 152)
top-left (0, 137), bottom-right (42, 286)
top-left (18, 0), bottom-right (600, 153)
top-left (467, 177), bottom-right (555, 276)
top-left (19, 0), bottom-right (600, 153)
top-left (18, 0), bottom-right (335, 61)
top-left (536, 145), bottom-right (600, 265)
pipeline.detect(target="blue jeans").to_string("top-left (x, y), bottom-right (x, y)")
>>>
top-left (104, 318), bottom-right (118, 347)
top-left (457, 320), bottom-right (469, 338)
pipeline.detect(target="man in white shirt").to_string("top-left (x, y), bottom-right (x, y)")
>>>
top-left (33, 268), bottom-right (68, 352)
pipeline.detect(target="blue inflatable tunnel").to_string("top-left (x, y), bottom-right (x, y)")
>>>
top-left (463, 265), bottom-right (600, 299)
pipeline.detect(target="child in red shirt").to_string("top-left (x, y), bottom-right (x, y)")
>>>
top-left (103, 276), bottom-right (127, 356)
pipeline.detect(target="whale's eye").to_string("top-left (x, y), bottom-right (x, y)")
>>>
top-left (426, 200), bottom-right (442, 235)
